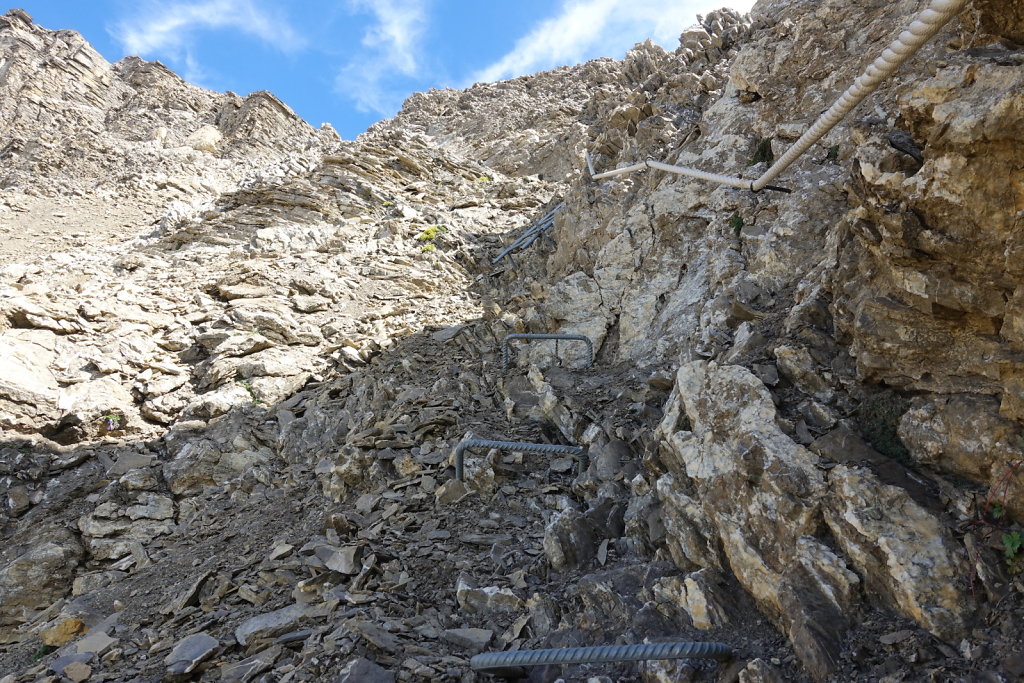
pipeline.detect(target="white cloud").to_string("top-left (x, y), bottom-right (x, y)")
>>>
top-left (335, 0), bottom-right (429, 115)
top-left (471, 0), bottom-right (756, 85)
top-left (112, 0), bottom-right (304, 72)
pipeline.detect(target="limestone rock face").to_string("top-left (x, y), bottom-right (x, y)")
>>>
top-left (900, 394), bottom-right (1024, 520)
top-left (656, 361), bottom-right (858, 677)
top-left (834, 53), bottom-right (1024, 417)
top-left (0, 329), bottom-right (61, 430)
top-left (0, 525), bottom-right (83, 641)
top-left (824, 465), bottom-right (969, 640)
top-left (654, 360), bottom-right (975, 675)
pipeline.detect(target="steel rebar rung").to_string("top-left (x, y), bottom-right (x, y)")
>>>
top-left (470, 641), bottom-right (733, 672)
top-left (454, 439), bottom-right (585, 481)
top-left (502, 333), bottom-right (594, 370)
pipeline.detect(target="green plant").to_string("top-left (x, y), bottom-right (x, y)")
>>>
top-left (381, 200), bottom-right (394, 207)
top-left (1002, 531), bottom-right (1024, 573)
top-left (749, 136), bottom-right (774, 166)
top-left (476, 175), bottom-right (490, 183)
top-left (420, 243), bottom-right (436, 253)
top-left (100, 413), bottom-right (123, 431)
top-left (729, 212), bottom-right (744, 236)
top-left (826, 145), bottom-right (840, 162)
top-left (854, 390), bottom-right (911, 462)
top-left (235, 377), bottom-right (263, 405)
top-left (32, 645), bottom-right (56, 662)
top-left (416, 225), bottom-right (447, 242)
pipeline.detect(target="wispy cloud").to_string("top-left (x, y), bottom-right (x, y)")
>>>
top-left (112, 0), bottom-right (304, 83)
top-left (335, 0), bottom-right (429, 115)
top-left (471, 0), bottom-right (755, 84)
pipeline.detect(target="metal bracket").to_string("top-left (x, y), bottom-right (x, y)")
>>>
top-left (501, 333), bottom-right (594, 371)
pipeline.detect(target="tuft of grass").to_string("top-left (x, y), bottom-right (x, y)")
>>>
top-left (420, 243), bottom-right (436, 253)
top-left (855, 390), bottom-right (911, 462)
top-left (235, 377), bottom-right (263, 405)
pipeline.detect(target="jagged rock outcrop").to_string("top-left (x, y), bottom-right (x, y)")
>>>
top-left (0, 8), bottom-right (336, 265)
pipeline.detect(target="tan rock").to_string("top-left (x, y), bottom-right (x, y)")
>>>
top-left (0, 527), bottom-right (83, 641)
top-left (900, 394), bottom-right (1024, 521)
top-left (456, 576), bottom-right (524, 614)
top-left (63, 661), bottom-right (92, 682)
top-left (185, 125), bottom-right (222, 153)
top-left (657, 361), bottom-right (857, 678)
top-left (40, 617), bottom-right (86, 647)
top-left (824, 465), bottom-right (970, 641)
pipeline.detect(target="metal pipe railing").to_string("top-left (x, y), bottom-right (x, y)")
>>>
top-left (592, 159), bottom-right (751, 189)
top-left (501, 333), bottom-right (594, 370)
top-left (453, 439), bottom-right (585, 481)
top-left (590, 0), bottom-right (969, 192)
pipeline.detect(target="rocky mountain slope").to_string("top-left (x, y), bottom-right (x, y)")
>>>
top-left (2, 2), bottom-right (1024, 681)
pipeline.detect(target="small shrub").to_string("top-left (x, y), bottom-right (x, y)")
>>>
top-left (416, 225), bottom-right (447, 242)
top-left (855, 390), bottom-right (911, 461)
top-left (420, 243), bottom-right (436, 253)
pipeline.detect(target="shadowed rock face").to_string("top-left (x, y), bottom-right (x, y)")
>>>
top-left (974, 0), bottom-right (1024, 44)
top-left (1, 2), bottom-right (1023, 681)
top-left (0, 524), bottom-right (83, 640)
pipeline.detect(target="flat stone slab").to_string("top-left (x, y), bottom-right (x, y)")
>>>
top-left (165, 632), bottom-right (219, 675)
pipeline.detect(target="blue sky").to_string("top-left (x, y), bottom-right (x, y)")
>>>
top-left (17, 1), bottom-right (755, 138)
